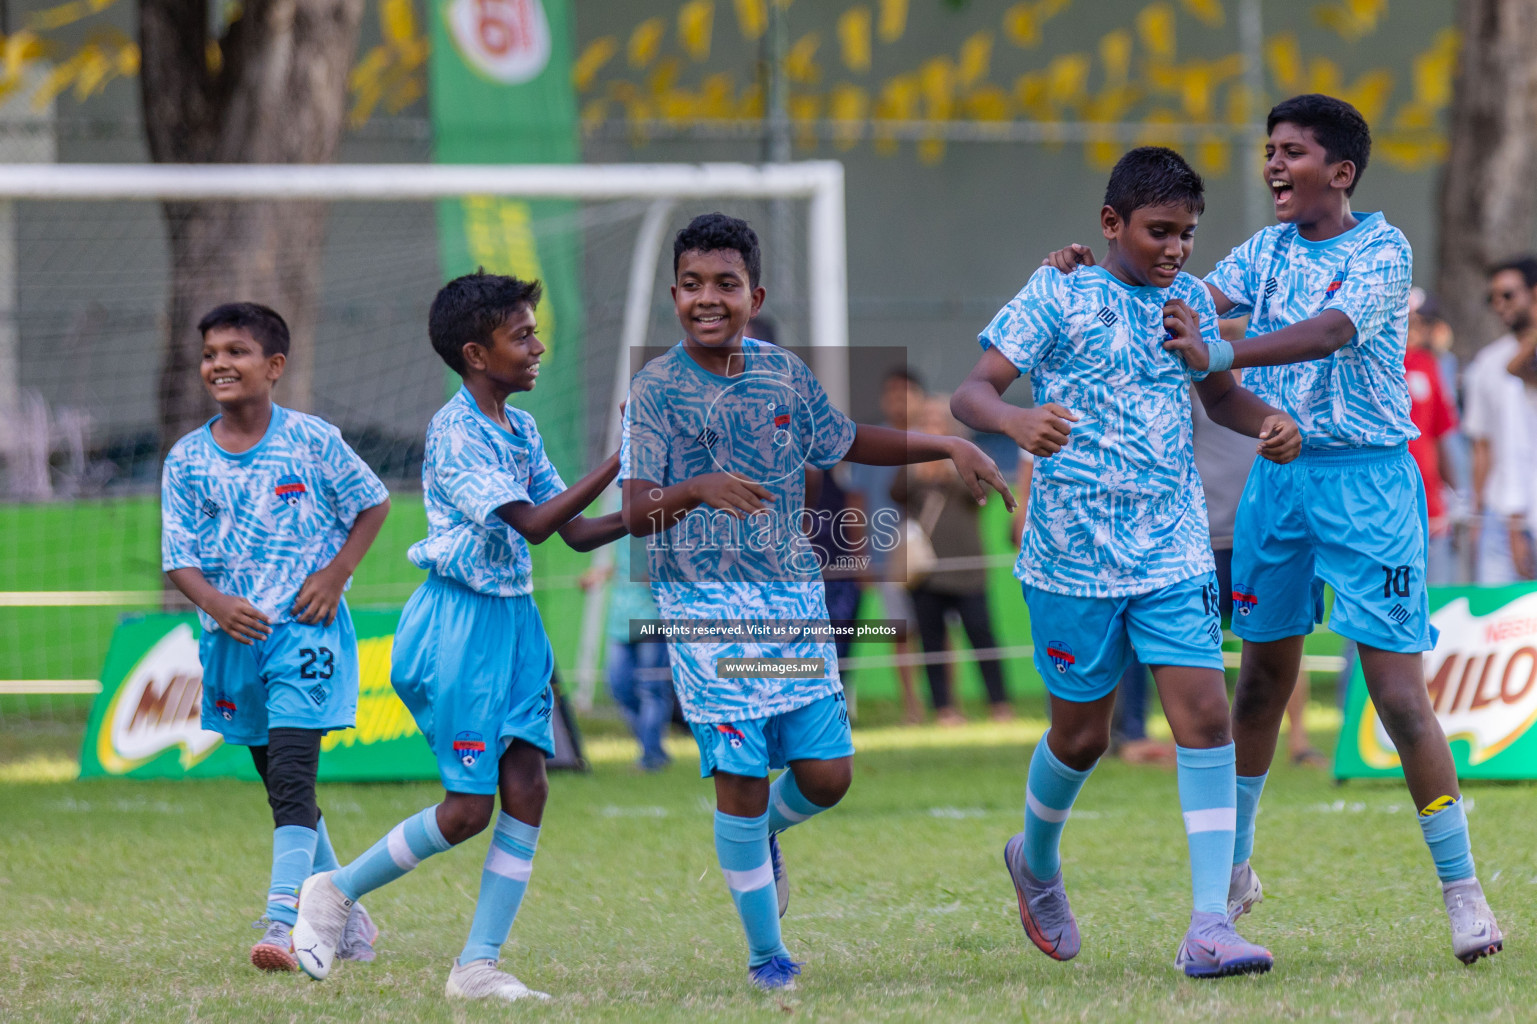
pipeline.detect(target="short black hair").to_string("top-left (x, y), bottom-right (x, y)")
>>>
top-left (428, 270), bottom-right (543, 375)
top-left (1490, 255), bottom-right (1537, 290)
top-left (197, 302), bottom-right (290, 358)
top-left (1267, 93), bottom-right (1372, 197)
top-left (673, 212), bottom-right (762, 288)
top-left (1103, 146), bottom-right (1205, 223)
top-left (883, 366), bottom-right (924, 390)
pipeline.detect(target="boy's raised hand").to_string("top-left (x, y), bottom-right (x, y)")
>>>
top-left (1161, 298), bottom-right (1210, 372)
top-left (292, 565), bottom-right (349, 626)
top-left (1256, 413), bottom-right (1302, 464)
top-left (208, 592), bottom-right (272, 644)
top-left (1042, 243), bottom-right (1096, 274)
top-left (1004, 403), bottom-right (1079, 458)
top-left (948, 439), bottom-right (1017, 511)
top-left (688, 472), bottom-right (774, 518)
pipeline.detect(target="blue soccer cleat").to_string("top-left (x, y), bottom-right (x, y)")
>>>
top-left (748, 954), bottom-right (803, 991)
top-left (1003, 833), bottom-right (1080, 961)
top-left (1175, 910), bottom-right (1274, 978)
top-left (769, 832), bottom-right (789, 919)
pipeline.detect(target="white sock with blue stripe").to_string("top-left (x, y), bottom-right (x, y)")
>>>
top-left (267, 825), bottom-right (317, 925)
top-left (715, 810), bottom-right (790, 967)
top-left (460, 812), bottom-right (540, 963)
top-left (1177, 743), bottom-right (1238, 916)
top-left (333, 805), bottom-right (452, 901)
top-left (765, 769), bottom-right (829, 834)
top-left (1023, 733), bottom-right (1095, 880)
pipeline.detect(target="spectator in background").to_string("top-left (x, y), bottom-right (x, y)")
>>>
top-left (894, 396), bottom-right (1012, 725)
top-left (806, 463), bottom-right (864, 693)
top-left (1463, 256), bottom-right (1537, 583)
top-left (846, 368), bottom-right (927, 724)
top-left (1405, 289), bottom-right (1460, 585)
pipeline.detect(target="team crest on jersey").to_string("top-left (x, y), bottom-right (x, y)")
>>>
top-left (215, 698), bottom-right (237, 721)
top-left (1045, 641), bottom-right (1075, 673)
top-left (716, 723), bottom-right (747, 749)
top-left (453, 731), bottom-right (487, 767)
top-left (274, 475), bottom-right (307, 507)
top-left (1323, 279), bottom-right (1344, 297)
top-left (1233, 585), bottom-right (1258, 616)
top-left (770, 403), bottom-right (792, 447)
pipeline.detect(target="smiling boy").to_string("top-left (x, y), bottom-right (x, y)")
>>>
top-left (161, 302), bottom-right (391, 972)
top-left (952, 147), bottom-right (1301, 977)
top-left (621, 213), bottom-right (1014, 990)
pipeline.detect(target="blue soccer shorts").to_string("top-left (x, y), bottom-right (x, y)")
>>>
top-left (1230, 445), bottom-right (1436, 654)
top-left (391, 575), bottom-right (556, 795)
top-left (198, 600), bottom-right (359, 746)
top-left (1023, 571), bottom-right (1225, 703)
top-left (689, 691), bottom-right (854, 779)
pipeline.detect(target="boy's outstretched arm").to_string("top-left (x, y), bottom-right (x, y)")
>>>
top-left (952, 347), bottom-right (1080, 461)
top-left (621, 474), bottom-right (774, 537)
top-left (292, 498), bottom-right (392, 625)
top-left (1166, 308), bottom-right (1356, 372)
top-left (557, 510), bottom-right (628, 552)
top-left (166, 568), bottom-right (271, 645)
top-left (1192, 373), bottom-right (1301, 464)
top-left (843, 421), bottom-right (1016, 510)
top-left (1040, 242), bottom-right (1245, 317)
top-left (498, 452), bottom-right (621, 546)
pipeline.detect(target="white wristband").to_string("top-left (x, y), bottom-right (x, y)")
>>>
top-left (1206, 340), bottom-right (1235, 374)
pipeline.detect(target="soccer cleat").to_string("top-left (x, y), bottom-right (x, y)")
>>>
top-left (1175, 910), bottom-right (1274, 978)
top-left (769, 832), bottom-right (789, 919)
top-left (1227, 861), bottom-right (1264, 923)
top-left (1443, 878), bottom-right (1503, 964)
top-left (748, 954), bottom-right (803, 991)
top-left (1003, 832), bottom-right (1080, 961)
top-left (249, 918), bottom-right (298, 973)
top-left (444, 958), bottom-right (551, 1002)
top-left (290, 870), bottom-right (353, 980)
top-left (337, 901), bottom-right (379, 963)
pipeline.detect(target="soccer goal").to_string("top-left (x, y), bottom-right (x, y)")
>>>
top-left (0, 161), bottom-right (849, 721)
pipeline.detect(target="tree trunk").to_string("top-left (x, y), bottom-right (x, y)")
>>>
top-left (139, 0), bottom-right (365, 452)
top-left (1436, 0), bottom-right (1537, 363)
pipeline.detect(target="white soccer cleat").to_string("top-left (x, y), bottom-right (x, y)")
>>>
top-left (445, 958), bottom-right (551, 1002)
top-left (1227, 861), bottom-right (1263, 923)
top-left (1444, 878), bottom-right (1503, 965)
top-left (290, 871), bottom-right (353, 980)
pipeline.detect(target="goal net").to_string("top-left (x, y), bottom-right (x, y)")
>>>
top-left (0, 161), bottom-right (847, 733)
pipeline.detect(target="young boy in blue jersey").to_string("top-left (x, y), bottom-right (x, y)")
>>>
top-left (953, 147), bottom-right (1302, 977)
top-left (621, 213), bottom-right (1014, 991)
top-left (161, 302), bottom-right (391, 973)
top-left (1046, 95), bottom-right (1504, 965)
top-left (290, 273), bottom-right (627, 1001)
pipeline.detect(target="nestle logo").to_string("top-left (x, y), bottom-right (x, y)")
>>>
top-left (1095, 307), bottom-right (1118, 327)
top-left (200, 498), bottom-right (220, 519)
top-left (696, 427), bottom-right (719, 449)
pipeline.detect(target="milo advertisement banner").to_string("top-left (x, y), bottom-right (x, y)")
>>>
top-left (1337, 585), bottom-right (1537, 779)
top-left (80, 611), bottom-right (584, 780)
top-left (428, 0), bottom-right (585, 477)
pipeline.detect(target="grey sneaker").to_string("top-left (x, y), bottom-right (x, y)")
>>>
top-left (290, 871), bottom-right (353, 980)
top-left (1444, 878), bottom-right (1503, 964)
top-left (1003, 832), bottom-right (1080, 960)
top-left (769, 832), bottom-right (789, 919)
top-left (1175, 910), bottom-right (1274, 978)
top-left (249, 918), bottom-right (297, 973)
top-left (445, 958), bottom-right (551, 1002)
top-left (337, 902), bottom-right (379, 963)
top-left (1227, 861), bottom-right (1264, 923)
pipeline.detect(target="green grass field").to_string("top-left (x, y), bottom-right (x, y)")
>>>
top-left (3, 707), bottom-right (1531, 1023)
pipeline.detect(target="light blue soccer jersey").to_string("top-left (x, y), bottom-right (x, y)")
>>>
top-left (408, 386), bottom-right (566, 597)
top-left (981, 265), bottom-right (1217, 598)
top-left (161, 405), bottom-right (389, 634)
top-left (621, 340), bottom-right (858, 723)
top-left (1204, 211), bottom-right (1415, 449)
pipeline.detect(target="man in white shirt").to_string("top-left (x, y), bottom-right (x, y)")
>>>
top-left (1462, 256), bottom-right (1537, 584)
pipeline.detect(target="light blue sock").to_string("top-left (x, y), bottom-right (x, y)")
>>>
top-left (1234, 772), bottom-right (1268, 865)
top-left (1023, 733), bottom-right (1095, 880)
top-left (766, 770), bottom-right (829, 834)
top-left (1419, 798), bottom-right (1476, 884)
top-left (460, 813), bottom-right (540, 963)
top-left (267, 825), bottom-right (317, 925)
top-left (333, 805), bottom-right (452, 901)
top-left (1177, 744), bottom-right (1238, 916)
top-left (715, 810), bottom-right (790, 967)
top-left (311, 814), bottom-right (341, 873)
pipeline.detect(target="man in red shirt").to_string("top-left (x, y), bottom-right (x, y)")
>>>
top-left (1405, 289), bottom-right (1459, 583)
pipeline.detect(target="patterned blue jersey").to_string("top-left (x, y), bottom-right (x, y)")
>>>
top-left (409, 387), bottom-right (566, 597)
top-left (621, 340), bottom-right (858, 722)
top-left (1204, 211), bottom-right (1415, 449)
top-left (161, 405), bottom-right (389, 635)
top-left (981, 265), bottom-right (1216, 598)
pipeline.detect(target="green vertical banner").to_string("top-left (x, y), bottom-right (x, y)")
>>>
top-left (429, 0), bottom-right (585, 479)
top-left (1336, 584), bottom-right (1537, 780)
